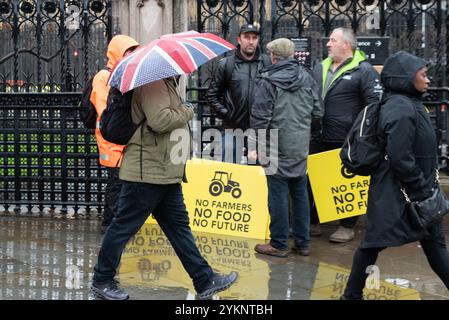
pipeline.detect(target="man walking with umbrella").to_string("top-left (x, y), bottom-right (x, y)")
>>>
top-left (91, 32), bottom-right (238, 300)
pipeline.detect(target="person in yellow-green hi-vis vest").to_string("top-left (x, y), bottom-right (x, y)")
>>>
top-left (310, 27), bottom-right (383, 243)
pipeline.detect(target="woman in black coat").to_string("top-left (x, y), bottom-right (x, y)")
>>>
top-left (342, 51), bottom-right (449, 299)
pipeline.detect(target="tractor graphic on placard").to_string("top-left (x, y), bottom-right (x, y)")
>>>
top-left (209, 171), bottom-right (242, 199)
top-left (341, 162), bottom-right (356, 179)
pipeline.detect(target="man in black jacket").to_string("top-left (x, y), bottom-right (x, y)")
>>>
top-left (311, 27), bottom-right (382, 243)
top-left (207, 23), bottom-right (271, 163)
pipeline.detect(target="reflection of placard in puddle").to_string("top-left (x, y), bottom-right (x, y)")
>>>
top-left (120, 225), bottom-right (269, 298)
top-left (311, 263), bottom-right (420, 300)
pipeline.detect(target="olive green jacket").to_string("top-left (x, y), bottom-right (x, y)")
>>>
top-left (119, 78), bottom-right (193, 184)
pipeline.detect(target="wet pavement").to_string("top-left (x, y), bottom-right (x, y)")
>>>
top-left (0, 215), bottom-right (448, 300)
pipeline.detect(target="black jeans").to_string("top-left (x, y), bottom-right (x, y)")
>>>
top-left (308, 139), bottom-right (359, 228)
top-left (93, 181), bottom-right (213, 292)
top-left (343, 220), bottom-right (449, 299)
top-left (103, 167), bottom-right (122, 226)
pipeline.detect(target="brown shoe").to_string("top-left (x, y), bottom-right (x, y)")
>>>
top-left (254, 243), bottom-right (289, 258)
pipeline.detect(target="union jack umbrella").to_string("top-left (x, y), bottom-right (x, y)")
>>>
top-left (108, 31), bottom-right (236, 93)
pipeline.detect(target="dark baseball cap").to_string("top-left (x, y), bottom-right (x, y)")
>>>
top-left (239, 23), bottom-right (260, 35)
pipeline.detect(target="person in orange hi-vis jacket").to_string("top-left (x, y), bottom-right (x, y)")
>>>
top-left (90, 35), bottom-right (139, 234)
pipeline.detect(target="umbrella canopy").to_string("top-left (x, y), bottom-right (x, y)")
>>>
top-left (108, 31), bottom-right (236, 93)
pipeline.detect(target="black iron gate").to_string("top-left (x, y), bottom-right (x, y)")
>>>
top-left (2, 0), bottom-right (449, 215)
top-left (188, 0), bottom-right (449, 160)
top-left (192, 0), bottom-right (447, 85)
top-left (0, 0), bottom-right (113, 216)
top-left (0, 0), bottom-right (112, 92)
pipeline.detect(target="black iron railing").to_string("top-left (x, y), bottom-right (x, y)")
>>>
top-left (0, 92), bottom-right (106, 216)
top-left (194, 0), bottom-right (447, 85)
top-left (0, 0), bottom-right (113, 93)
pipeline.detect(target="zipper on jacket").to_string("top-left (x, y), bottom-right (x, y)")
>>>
top-left (140, 124), bottom-right (144, 180)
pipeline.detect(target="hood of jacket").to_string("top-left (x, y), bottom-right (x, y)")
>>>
top-left (106, 35), bottom-right (139, 69)
top-left (261, 58), bottom-right (307, 91)
top-left (381, 51), bottom-right (428, 96)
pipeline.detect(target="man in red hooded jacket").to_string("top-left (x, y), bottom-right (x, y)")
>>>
top-left (90, 35), bottom-right (139, 233)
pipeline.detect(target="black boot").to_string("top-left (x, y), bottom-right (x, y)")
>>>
top-left (91, 279), bottom-right (129, 300)
top-left (196, 272), bottom-right (238, 299)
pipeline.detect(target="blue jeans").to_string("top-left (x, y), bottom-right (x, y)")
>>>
top-left (93, 181), bottom-right (213, 292)
top-left (267, 175), bottom-right (310, 250)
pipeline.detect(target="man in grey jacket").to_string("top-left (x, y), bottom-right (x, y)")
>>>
top-left (249, 38), bottom-right (322, 257)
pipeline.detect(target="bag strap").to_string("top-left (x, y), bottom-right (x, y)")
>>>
top-left (401, 168), bottom-right (439, 203)
top-left (224, 54), bottom-right (235, 86)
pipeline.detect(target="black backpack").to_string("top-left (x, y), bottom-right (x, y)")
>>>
top-left (339, 101), bottom-right (386, 176)
top-left (79, 77), bottom-right (97, 129)
top-left (99, 87), bottom-right (144, 145)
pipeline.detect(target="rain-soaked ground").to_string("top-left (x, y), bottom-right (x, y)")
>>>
top-left (0, 215), bottom-right (448, 300)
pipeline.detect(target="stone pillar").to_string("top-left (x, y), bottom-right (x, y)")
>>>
top-left (112, 0), bottom-right (189, 97)
top-left (172, 0), bottom-right (189, 33)
top-left (113, 0), bottom-right (188, 44)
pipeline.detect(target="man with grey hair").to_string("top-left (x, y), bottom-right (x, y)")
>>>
top-left (249, 38), bottom-right (322, 257)
top-left (310, 27), bottom-right (382, 243)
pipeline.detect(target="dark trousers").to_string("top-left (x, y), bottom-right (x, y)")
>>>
top-left (308, 140), bottom-right (359, 228)
top-left (220, 131), bottom-right (248, 163)
top-left (267, 175), bottom-right (310, 250)
top-left (102, 167), bottom-right (122, 226)
top-left (344, 221), bottom-right (449, 299)
top-left (93, 181), bottom-right (213, 292)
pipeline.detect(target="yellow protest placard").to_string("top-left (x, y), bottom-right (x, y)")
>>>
top-left (308, 149), bottom-right (370, 223)
top-left (310, 262), bottom-right (420, 300)
top-left (146, 158), bottom-right (270, 240)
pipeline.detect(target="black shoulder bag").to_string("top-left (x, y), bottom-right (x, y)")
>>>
top-left (401, 169), bottom-right (449, 230)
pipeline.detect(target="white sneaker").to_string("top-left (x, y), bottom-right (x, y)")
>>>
top-left (329, 226), bottom-right (355, 243)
